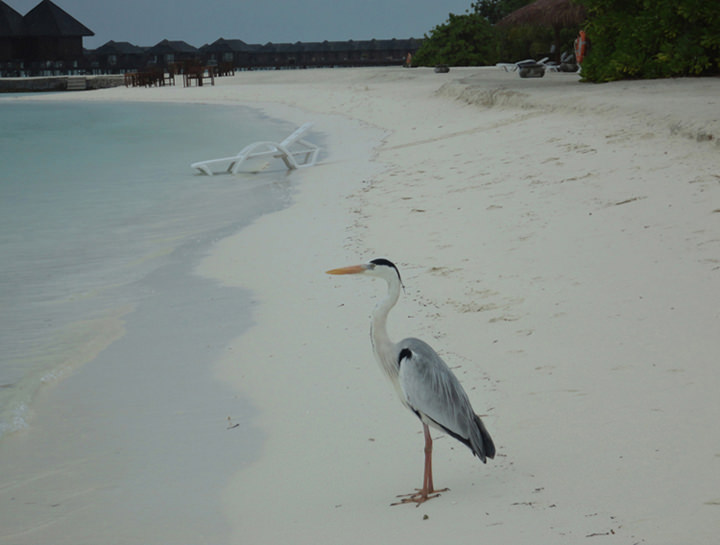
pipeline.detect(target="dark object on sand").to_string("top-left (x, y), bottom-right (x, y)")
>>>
top-left (518, 63), bottom-right (545, 78)
top-left (559, 51), bottom-right (578, 72)
top-left (518, 64), bottom-right (545, 78)
top-left (434, 64), bottom-right (450, 73)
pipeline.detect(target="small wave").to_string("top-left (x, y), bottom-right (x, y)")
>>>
top-left (0, 305), bottom-right (133, 442)
top-left (0, 396), bottom-right (30, 440)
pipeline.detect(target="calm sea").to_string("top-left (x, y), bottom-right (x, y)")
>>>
top-left (0, 99), bottom-right (296, 438)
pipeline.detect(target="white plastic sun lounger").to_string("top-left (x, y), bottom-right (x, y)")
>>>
top-left (191, 122), bottom-right (319, 175)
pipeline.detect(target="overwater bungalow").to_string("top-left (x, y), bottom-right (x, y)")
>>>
top-left (0, 1), bottom-right (23, 64)
top-left (1, 0), bottom-right (423, 77)
top-left (0, 0), bottom-right (93, 76)
top-left (214, 37), bottom-right (424, 70)
top-left (146, 39), bottom-right (199, 69)
top-left (91, 40), bottom-right (145, 74)
top-left (21, 0), bottom-right (93, 73)
top-left (201, 38), bottom-right (259, 69)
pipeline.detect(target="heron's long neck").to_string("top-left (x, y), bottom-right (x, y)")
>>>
top-left (370, 276), bottom-right (401, 383)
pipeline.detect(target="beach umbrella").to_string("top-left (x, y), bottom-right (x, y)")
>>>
top-left (497, 0), bottom-right (587, 60)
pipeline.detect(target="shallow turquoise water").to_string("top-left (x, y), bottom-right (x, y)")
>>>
top-left (0, 99), bottom-right (296, 437)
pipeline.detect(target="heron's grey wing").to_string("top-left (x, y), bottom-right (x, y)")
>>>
top-left (397, 337), bottom-right (493, 461)
top-left (397, 338), bottom-right (475, 436)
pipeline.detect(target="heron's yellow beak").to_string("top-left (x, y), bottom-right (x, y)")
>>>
top-left (326, 264), bottom-right (366, 275)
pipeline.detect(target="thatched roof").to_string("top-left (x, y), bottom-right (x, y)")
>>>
top-left (23, 0), bottom-right (93, 37)
top-left (202, 38), bottom-right (258, 54)
top-left (94, 40), bottom-right (145, 56)
top-left (497, 0), bottom-right (586, 29)
top-left (147, 39), bottom-right (198, 54)
top-left (0, 0), bottom-right (23, 37)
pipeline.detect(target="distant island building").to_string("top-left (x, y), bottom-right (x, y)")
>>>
top-left (91, 37), bottom-right (423, 74)
top-left (1, 0), bottom-right (423, 77)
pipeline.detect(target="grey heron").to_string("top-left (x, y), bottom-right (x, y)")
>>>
top-left (327, 258), bottom-right (495, 505)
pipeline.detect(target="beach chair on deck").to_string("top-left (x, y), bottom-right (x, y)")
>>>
top-left (191, 122), bottom-right (320, 175)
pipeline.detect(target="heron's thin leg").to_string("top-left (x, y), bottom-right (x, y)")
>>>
top-left (391, 424), bottom-right (449, 506)
top-left (423, 423), bottom-right (434, 492)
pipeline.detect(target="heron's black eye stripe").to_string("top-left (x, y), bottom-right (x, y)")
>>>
top-left (398, 348), bottom-right (412, 366)
top-left (371, 257), bottom-right (395, 268)
top-left (370, 258), bottom-right (403, 285)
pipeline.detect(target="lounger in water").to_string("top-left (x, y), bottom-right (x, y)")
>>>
top-left (191, 122), bottom-right (319, 175)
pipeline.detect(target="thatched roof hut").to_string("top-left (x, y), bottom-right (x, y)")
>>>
top-left (147, 39), bottom-right (199, 67)
top-left (497, 0), bottom-right (587, 60)
top-left (95, 40), bottom-right (145, 56)
top-left (93, 40), bottom-right (145, 71)
top-left (19, 0), bottom-right (93, 62)
top-left (201, 38), bottom-right (259, 66)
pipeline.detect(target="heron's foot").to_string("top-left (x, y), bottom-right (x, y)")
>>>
top-left (390, 487), bottom-right (449, 507)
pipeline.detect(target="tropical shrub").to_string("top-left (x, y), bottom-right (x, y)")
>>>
top-left (580, 0), bottom-right (720, 82)
top-left (413, 13), bottom-right (500, 67)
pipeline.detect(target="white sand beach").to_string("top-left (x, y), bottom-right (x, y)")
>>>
top-left (1, 67), bottom-right (719, 544)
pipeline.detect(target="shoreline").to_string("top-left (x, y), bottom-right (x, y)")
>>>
top-left (2, 67), bottom-right (719, 544)
top-left (0, 79), bottom-right (387, 544)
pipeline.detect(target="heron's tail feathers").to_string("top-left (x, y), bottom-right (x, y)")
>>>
top-left (427, 412), bottom-right (495, 463)
top-left (472, 414), bottom-right (495, 462)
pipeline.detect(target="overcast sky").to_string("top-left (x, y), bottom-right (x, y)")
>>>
top-left (9, 0), bottom-right (475, 49)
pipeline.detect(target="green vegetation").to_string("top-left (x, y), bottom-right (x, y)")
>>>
top-left (412, 13), bottom-right (500, 67)
top-left (413, 0), bottom-right (720, 82)
top-left (413, 1), bottom-right (579, 68)
top-left (580, 0), bottom-right (720, 82)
